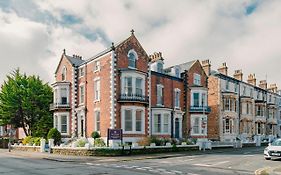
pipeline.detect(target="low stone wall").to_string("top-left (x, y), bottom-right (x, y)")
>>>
top-left (51, 145), bottom-right (199, 156)
top-left (0, 138), bottom-right (8, 149)
top-left (12, 145), bottom-right (40, 152)
top-left (242, 142), bottom-right (256, 147)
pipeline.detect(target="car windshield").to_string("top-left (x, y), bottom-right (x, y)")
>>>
top-left (271, 139), bottom-right (281, 146)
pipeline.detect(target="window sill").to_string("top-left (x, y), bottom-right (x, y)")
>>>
top-left (156, 104), bottom-right (164, 107)
top-left (94, 69), bottom-right (100, 73)
top-left (152, 132), bottom-right (170, 135)
top-left (123, 131), bottom-right (145, 135)
top-left (94, 99), bottom-right (100, 103)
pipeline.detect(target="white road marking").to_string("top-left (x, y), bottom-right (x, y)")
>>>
top-left (212, 161), bottom-right (230, 166)
top-left (171, 170), bottom-right (183, 174)
top-left (193, 160), bottom-right (229, 167)
top-left (193, 163), bottom-right (211, 167)
top-left (242, 155), bottom-right (254, 157)
top-left (188, 173), bottom-right (200, 175)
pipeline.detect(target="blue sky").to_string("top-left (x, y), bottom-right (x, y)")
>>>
top-left (0, 0), bottom-right (281, 88)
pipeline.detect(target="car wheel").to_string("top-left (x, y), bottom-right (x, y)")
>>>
top-left (265, 157), bottom-right (271, 160)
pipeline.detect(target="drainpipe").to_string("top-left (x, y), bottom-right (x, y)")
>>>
top-left (84, 63), bottom-right (88, 138)
top-left (238, 82), bottom-right (241, 140)
top-left (148, 62), bottom-right (152, 136)
top-left (171, 80), bottom-right (174, 138)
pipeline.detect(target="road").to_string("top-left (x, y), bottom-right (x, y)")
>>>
top-left (0, 147), bottom-right (280, 175)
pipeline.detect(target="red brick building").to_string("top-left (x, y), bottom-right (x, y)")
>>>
top-left (50, 31), bottom-right (210, 144)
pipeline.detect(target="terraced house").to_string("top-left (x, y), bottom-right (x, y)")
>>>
top-left (204, 61), bottom-right (281, 142)
top-left (50, 31), bottom-right (210, 144)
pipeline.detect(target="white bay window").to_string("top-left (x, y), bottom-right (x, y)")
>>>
top-left (121, 72), bottom-right (145, 98)
top-left (122, 106), bottom-right (145, 134)
top-left (54, 112), bottom-right (69, 135)
top-left (191, 115), bottom-right (207, 135)
top-left (152, 112), bottom-right (171, 134)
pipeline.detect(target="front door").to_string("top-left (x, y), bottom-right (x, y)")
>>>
top-left (175, 118), bottom-right (180, 139)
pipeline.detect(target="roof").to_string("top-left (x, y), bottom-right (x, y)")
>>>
top-left (65, 55), bottom-right (85, 66)
top-left (164, 60), bottom-right (197, 73)
top-left (177, 60), bottom-right (197, 72)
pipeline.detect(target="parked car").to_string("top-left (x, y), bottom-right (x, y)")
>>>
top-left (264, 138), bottom-right (281, 160)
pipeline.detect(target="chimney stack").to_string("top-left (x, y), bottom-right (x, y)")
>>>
top-left (268, 84), bottom-right (278, 93)
top-left (201, 59), bottom-right (211, 76)
top-left (233, 69), bottom-right (243, 81)
top-left (217, 62), bottom-right (228, 76)
top-left (149, 52), bottom-right (163, 63)
top-left (247, 74), bottom-right (256, 86)
top-left (259, 80), bottom-right (267, 90)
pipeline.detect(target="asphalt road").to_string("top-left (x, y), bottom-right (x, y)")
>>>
top-left (0, 147), bottom-right (280, 175)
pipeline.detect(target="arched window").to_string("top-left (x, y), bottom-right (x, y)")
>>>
top-left (127, 49), bottom-right (138, 68)
top-left (62, 66), bottom-right (67, 81)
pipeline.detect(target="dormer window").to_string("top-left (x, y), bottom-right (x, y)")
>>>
top-left (175, 67), bottom-right (180, 78)
top-left (127, 49), bottom-right (137, 68)
top-left (62, 66), bottom-right (67, 81)
top-left (157, 62), bottom-right (163, 73)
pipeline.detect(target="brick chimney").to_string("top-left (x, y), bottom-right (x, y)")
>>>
top-left (247, 74), bottom-right (256, 86)
top-left (268, 84), bottom-right (278, 93)
top-left (233, 69), bottom-right (243, 81)
top-left (149, 52), bottom-right (163, 63)
top-left (201, 59), bottom-right (211, 76)
top-left (259, 80), bottom-right (267, 90)
top-left (217, 62), bottom-right (228, 76)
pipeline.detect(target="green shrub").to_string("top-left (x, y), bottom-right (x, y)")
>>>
top-left (91, 131), bottom-right (101, 139)
top-left (94, 138), bottom-right (106, 147)
top-left (47, 128), bottom-right (61, 145)
top-left (76, 139), bottom-right (87, 147)
top-left (149, 136), bottom-right (163, 146)
top-left (31, 137), bottom-right (41, 146)
top-left (22, 136), bottom-right (33, 145)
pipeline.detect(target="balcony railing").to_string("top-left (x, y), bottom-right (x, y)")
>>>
top-left (49, 103), bottom-right (70, 111)
top-left (118, 93), bottom-right (149, 103)
top-left (190, 106), bottom-right (211, 113)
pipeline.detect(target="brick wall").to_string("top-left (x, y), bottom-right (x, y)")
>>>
top-left (207, 76), bottom-right (220, 140)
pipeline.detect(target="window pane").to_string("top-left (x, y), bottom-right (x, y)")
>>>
top-left (163, 114), bottom-right (169, 133)
top-left (193, 93), bottom-right (199, 107)
top-left (136, 110), bottom-right (142, 132)
top-left (61, 115), bottom-right (67, 133)
top-left (125, 77), bottom-right (133, 96)
top-left (125, 110), bottom-right (132, 131)
top-left (128, 53), bottom-right (136, 68)
top-left (154, 114), bottom-right (161, 133)
top-left (96, 111), bottom-right (100, 131)
top-left (136, 78), bottom-right (143, 96)
top-left (193, 117), bottom-right (199, 134)
top-left (157, 85), bottom-right (163, 105)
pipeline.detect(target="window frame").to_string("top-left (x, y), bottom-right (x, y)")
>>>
top-left (194, 73), bottom-right (201, 86)
top-left (157, 84), bottom-right (164, 106)
top-left (121, 106), bottom-right (145, 134)
top-left (94, 78), bottom-right (101, 101)
top-left (127, 49), bottom-right (138, 69)
top-left (79, 84), bottom-right (85, 105)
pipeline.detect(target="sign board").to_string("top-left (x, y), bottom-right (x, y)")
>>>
top-left (107, 129), bottom-right (123, 147)
top-left (108, 129), bottom-right (123, 140)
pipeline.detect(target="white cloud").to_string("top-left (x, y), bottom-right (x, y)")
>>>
top-left (0, 0), bottom-right (281, 88)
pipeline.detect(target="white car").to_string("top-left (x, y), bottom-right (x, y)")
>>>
top-left (264, 138), bottom-right (281, 160)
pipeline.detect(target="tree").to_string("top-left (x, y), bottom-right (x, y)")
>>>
top-left (0, 69), bottom-right (53, 138)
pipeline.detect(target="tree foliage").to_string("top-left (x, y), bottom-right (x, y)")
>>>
top-left (0, 69), bottom-right (53, 137)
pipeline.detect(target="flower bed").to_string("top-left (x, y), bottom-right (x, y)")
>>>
top-left (51, 145), bottom-right (199, 156)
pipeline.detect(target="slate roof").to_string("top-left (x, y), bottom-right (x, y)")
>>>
top-left (65, 55), bottom-right (85, 66)
top-left (164, 60), bottom-right (197, 73)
